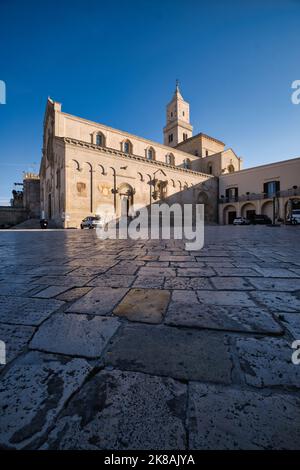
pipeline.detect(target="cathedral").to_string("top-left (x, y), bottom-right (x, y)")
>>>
top-left (40, 83), bottom-right (242, 228)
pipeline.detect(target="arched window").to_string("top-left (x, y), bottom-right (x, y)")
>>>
top-left (207, 163), bottom-right (213, 175)
top-left (183, 158), bottom-right (191, 169)
top-left (165, 153), bottom-right (175, 165)
top-left (122, 140), bottom-right (132, 154)
top-left (228, 164), bottom-right (235, 173)
top-left (96, 132), bottom-right (105, 147)
top-left (146, 147), bottom-right (155, 160)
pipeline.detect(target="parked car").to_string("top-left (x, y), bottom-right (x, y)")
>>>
top-left (250, 214), bottom-right (272, 225)
top-left (80, 216), bottom-right (102, 229)
top-left (289, 209), bottom-right (300, 225)
top-left (233, 216), bottom-right (250, 225)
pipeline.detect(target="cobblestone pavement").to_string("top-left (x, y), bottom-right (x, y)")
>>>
top-left (0, 226), bottom-right (300, 449)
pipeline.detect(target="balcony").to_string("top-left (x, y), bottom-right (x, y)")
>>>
top-left (219, 186), bottom-right (300, 204)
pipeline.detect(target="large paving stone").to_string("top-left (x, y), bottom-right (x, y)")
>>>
top-left (253, 267), bottom-right (300, 278)
top-left (103, 324), bottom-right (232, 383)
top-left (0, 351), bottom-right (91, 449)
top-left (108, 261), bottom-right (144, 275)
top-left (275, 312), bottom-right (300, 339)
top-left (247, 277), bottom-right (300, 292)
top-left (0, 323), bottom-right (35, 365)
top-left (210, 277), bottom-right (253, 290)
top-left (35, 275), bottom-right (93, 286)
top-left (188, 382), bottom-right (300, 449)
top-left (177, 267), bottom-right (215, 277)
top-left (236, 337), bottom-right (300, 388)
top-left (212, 267), bottom-right (260, 277)
top-left (0, 282), bottom-right (37, 296)
top-left (0, 296), bottom-right (64, 326)
top-left (41, 370), bottom-right (187, 450)
top-left (133, 275), bottom-right (165, 288)
top-left (164, 276), bottom-right (212, 290)
top-left (165, 300), bottom-right (282, 334)
top-left (56, 287), bottom-right (92, 302)
top-left (251, 291), bottom-right (300, 312)
top-left (66, 287), bottom-right (128, 315)
top-left (28, 265), bottom-right (74, 276)
top-left (32, 285), bottom-right (70, 298)
top-left (138, 266), bottom-right (176, 277)
top-left (113, 288), bottom-right (170, 324)
top-left (30, 313), bottom-right (120, 358)
top-left (197, 290), bottom-right (256, 307)
top-left (89, 274), bottom-right (135, 287)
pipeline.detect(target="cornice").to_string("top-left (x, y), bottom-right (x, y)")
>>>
top-left (58, 136), bottom-right (213, 179)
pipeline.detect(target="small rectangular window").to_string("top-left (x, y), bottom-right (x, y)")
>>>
top-left (168, 134), bottom-right (173, 143)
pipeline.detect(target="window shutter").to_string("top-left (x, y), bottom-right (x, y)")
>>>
top-left (275, 181), bottom-right (280, 193)
top-left (263, 183), bottom-right (268, 195)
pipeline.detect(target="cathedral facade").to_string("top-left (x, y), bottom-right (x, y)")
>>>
top-left (40, 85), bottom-right (242, 228)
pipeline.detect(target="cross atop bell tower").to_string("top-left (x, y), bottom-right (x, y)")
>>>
top-left (163, 81), bottom-right (193, 147)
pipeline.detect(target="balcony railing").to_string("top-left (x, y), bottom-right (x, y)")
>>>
top-left (219, 187), bottom-right (300, 204)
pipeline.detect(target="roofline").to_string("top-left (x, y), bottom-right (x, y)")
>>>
top-left (220, 156), bottom-right (300, 177)
top-left (58, 109), bottom-right (199, 161)
top-left (175, 132), bottom-right (225, 148)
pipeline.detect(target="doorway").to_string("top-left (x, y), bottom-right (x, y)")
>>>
top-left (228, 211), bottom-right (236, 224)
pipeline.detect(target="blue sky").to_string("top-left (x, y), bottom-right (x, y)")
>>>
top-left (0, 0), bottom-right (300, 205)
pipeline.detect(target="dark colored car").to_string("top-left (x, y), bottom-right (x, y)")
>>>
top-left (250, 214), bottom-right (272, 225)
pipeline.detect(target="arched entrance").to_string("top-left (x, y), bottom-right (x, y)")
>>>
top-left (261, 200), bottom-right (273, 220)
top-left (117, 183), bottom-right (134, 218)
top-left (223, 205), bottom-right (237, 225)
top-left (197, 192), bottom-right (210, 222)
top-left (241, 202), bottom-right (256, 221)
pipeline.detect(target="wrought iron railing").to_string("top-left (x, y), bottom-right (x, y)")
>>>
top-left (219, 186), bottom-right (300, 204)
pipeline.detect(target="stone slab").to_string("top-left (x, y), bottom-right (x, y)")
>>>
top-left (30, 313), bottom-right (120, 358)
top-left (197, 290), bottom-right (256, 307)
top-left (0, 296), bottom-right (64, 326)
top-left (66, 287), bottom-right (128, 315)
top-left (133, 276), bottom-right (165, 288)
top-left (34, 275), bottom-right (93, 287)
top-left (165, 301), bottom-right (282, 334)
top-left (164, 277), bottom-right (212, 290)
top-left (56, 287), bottom-right (92, 302)
top-left (0, 323), bottom-right (35, 365)
top-left (188, 382), bottom-right (300, 449)
top-left (210, 277), bottom-right (253, 290)
top-left (177, 267), bottom-right (215, 277)
top-left (237, 337), bottom-right (300, 388)
top-left (89, 274), bottom-right (135, 288)
top-left (103, 324), bottom-right (232, 383)
top-left (113, 288), bottom-right (170, 324)
top-left (247, 277), bottom-right (300, 292)
top-left (32, 285), bottom-right (70, 298)
top-left (138, 266), bottom-right (176, 277)
top-left (275, 312), bottom-right (300, 339)
top-left (0, 351), bottom-right (91, 449)
top-left (253, 268), bottom-right (300, 278)
top-left (41, 370), bottom-right (187, 450)
top-left (250, 291), bottom-right (300, 312)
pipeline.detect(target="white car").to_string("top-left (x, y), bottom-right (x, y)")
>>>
top-left (233, 216), bottom-right (250, 225)
top-left (80, 216), bottom-right (103, 229)
top-left (290, 209), bottom-right (300, 225)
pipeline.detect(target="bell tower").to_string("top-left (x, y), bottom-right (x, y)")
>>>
top-left (163, 81), bottom-right (193, 147)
